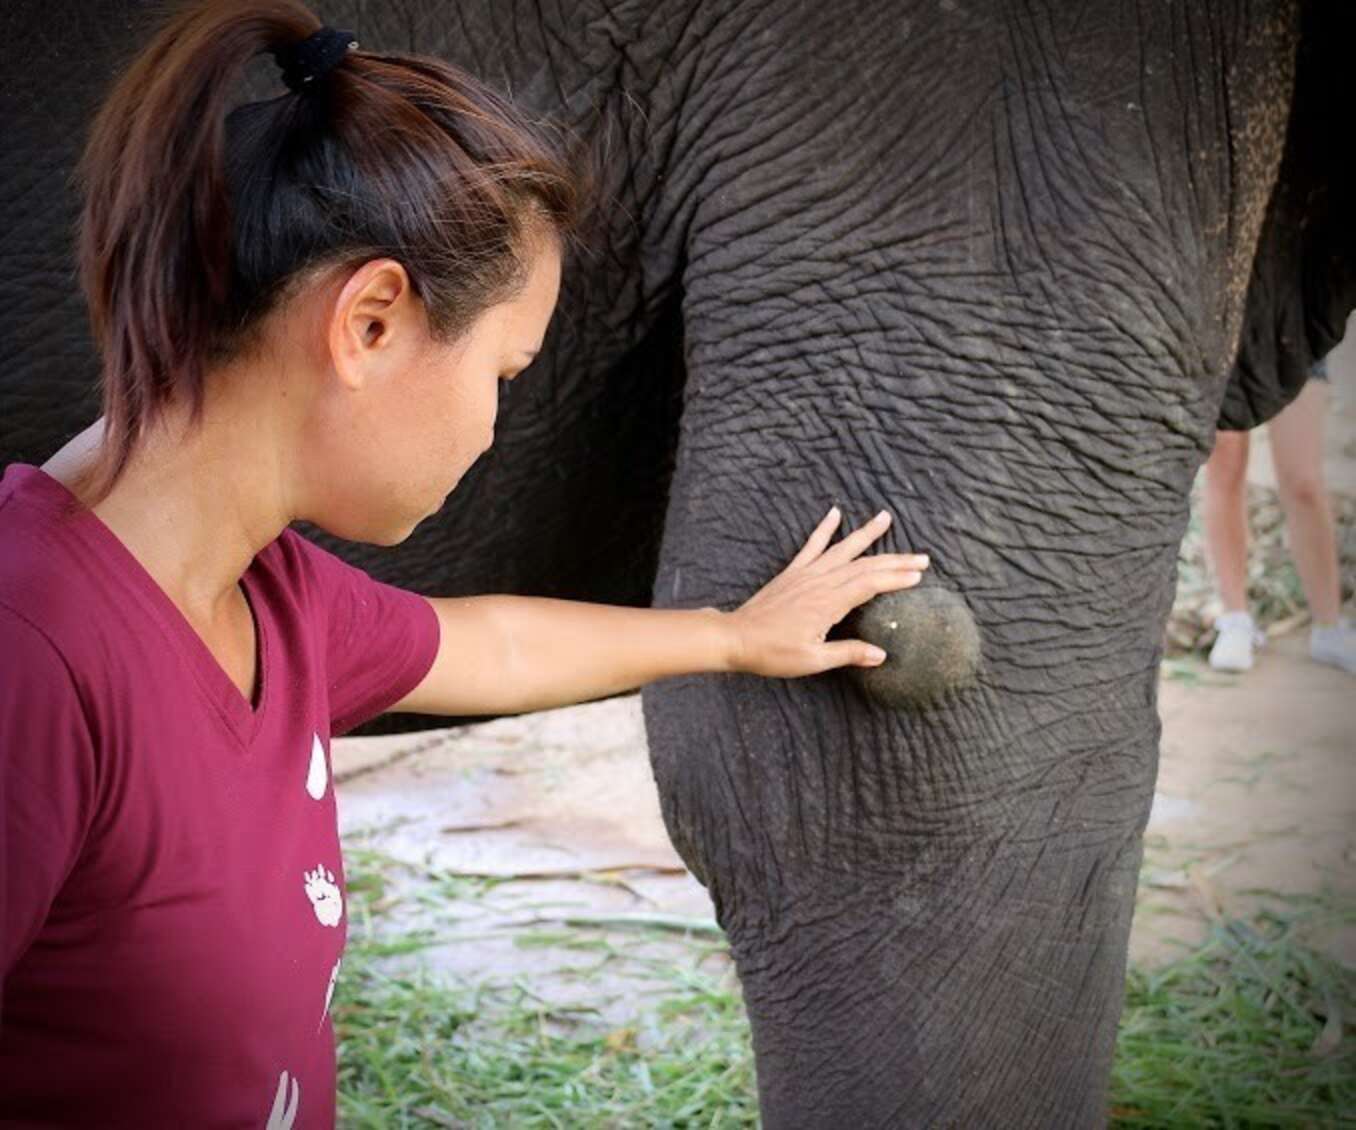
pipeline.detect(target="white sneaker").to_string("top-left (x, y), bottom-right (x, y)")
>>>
top-left (1310, 619), bottom-right (1356, 675)
top-left (1208, 611), bottom-right (1264, 672)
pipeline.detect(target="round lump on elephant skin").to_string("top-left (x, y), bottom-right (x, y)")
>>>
top-left (844, 585), bottom-right (981, 710)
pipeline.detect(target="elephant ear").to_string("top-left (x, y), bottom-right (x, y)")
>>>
top-left (1219, 0), bottom-right (1356, 431)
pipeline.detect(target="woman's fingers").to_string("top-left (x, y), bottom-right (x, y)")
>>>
top-left (792, 507), bottom-right (927, 577)
top-left (811, 509), bottom-right (894, 571)
top-left (869, 565), bottom-right (926, 587)
top-left (816, 567), bottom-right (925, 672)
top-left (838, 567), bottom-right (923, 609)
top-left (815, 639), bottom-right (890, 671)
top-left (787, 505), bottom-right (843, 570)
top-left (825, 557), bottom-right (929, 598)
top-left (834, 552), bottom-right (930, 574)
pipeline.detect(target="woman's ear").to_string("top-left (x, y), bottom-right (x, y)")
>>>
top-left (327, 259), bottom-right (418, 389)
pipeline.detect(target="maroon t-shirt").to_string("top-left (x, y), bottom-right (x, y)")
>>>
top-left (0, 463), bottom-right (440, 1128)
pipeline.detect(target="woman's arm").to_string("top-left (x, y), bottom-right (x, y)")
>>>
top-left (388, 596), bottom-right (732, 717)
top-left (387, 507), bottom-right (928, 718)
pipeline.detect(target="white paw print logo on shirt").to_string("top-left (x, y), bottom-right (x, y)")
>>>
top-left (303, 864), bottom-right (343, 927)
top-left (265, 1069), bottom-right (299, 1129)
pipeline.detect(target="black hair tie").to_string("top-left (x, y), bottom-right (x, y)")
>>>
top-left (273, 26), bottom-right (358, 94)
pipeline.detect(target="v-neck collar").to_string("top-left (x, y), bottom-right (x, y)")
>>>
top-left (11, 464), bottom-right (272, 750)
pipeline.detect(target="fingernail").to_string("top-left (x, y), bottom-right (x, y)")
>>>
top-left (868, 647), bottom-right (888, 662)
top-left (876, 510), bottom-right (890, 523)
top-left (828, 505), bottom-right (840, 518)
top-left (917, 555), bottom-right (930, 568)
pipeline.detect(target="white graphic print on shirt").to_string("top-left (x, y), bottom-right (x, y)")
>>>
top-left (305, 733), bottom-right (328, 800)
top-left (303, 864), bottom-right (343, 927)
top-left (320, 957), bottom-right (342, 1029)
top-left (265, 1069), bottom-right (299, 1130)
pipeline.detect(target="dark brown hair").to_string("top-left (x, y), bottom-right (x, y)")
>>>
top-left (75, 0), bottom-right (585, 507)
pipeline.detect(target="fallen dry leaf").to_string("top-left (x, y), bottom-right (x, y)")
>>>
top-left (605, 1027), bottom-right (638, 1052)
top-left (1309, 994), bottom-right (1343, 1058)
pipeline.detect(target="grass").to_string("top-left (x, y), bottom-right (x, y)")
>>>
top-left (1110, 908), bottom-right (1355, 1127)
top-left (335, 933), bottom-right (757, 1127)
top-left (336, 968), bottom-right (756, 1128)
top-left (335, 852), bottom-right (1354, 1128)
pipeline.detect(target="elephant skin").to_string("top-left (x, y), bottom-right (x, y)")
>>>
top-left (2, 2), bottom-right (1352, 1126)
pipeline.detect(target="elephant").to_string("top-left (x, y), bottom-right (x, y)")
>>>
top-left (2, 1), bottom-right (1351, 1124)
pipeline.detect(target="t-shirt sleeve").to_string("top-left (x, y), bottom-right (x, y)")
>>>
top-left (0, 606), bottom-right (98, 999)
top-left (283, 531), bottom-right (441, 737)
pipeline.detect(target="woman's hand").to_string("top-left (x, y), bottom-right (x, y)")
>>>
top-left (725, 506), bottom-right (929, 677)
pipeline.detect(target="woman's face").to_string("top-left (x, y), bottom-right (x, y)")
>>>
top-left (305, 238), bottom-right (562, 544)
top-left (415, 240), bottom-right (563, 505)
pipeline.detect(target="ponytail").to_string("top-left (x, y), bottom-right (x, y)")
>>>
top-left (75, 0), bottom-right (584, 507)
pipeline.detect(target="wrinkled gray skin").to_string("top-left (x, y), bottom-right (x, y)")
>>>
top-left (3, 2), bottom-right (1352, 1124)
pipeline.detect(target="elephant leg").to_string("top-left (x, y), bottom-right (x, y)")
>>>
top-left (643, 437), bottom-right (1171, 1125)
top-left (640, 3), bottom-right (1298, 1122)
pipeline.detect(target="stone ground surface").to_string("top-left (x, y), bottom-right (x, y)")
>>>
top-left (333, 323), bottom-right (1356, 1023)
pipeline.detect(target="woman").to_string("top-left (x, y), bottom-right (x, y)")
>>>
top-left (0, 2), bottom-right (929, 1125)
top-left (1203, 356), bottom-right (1354, 674)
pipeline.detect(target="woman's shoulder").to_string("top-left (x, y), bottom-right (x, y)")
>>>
top-left (0, 469), bottom-right (87, 647)
top-left (0, 567), bottom-right (108, 708)
top-left (0, 463), bottom-right (144, 684)
top-left (0, 599), bottom-right (87, 730)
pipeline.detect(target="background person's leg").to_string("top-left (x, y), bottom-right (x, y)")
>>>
top-left (1203, 430), bottom-right (1264, 670)
top-left (1268, 377), bottom-right (1341, 624)
top-left (1203, 431), bottom-right (1253, 614)
top-left (1268, 376), bottom-right (1356, 672)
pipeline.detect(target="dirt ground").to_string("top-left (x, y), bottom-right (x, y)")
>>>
top-left (333, 331), bottom-right (1356, 1018)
